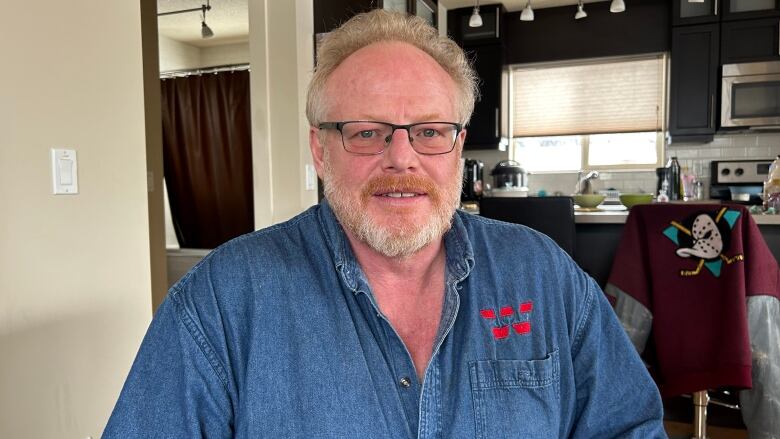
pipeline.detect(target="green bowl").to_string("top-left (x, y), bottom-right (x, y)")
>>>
top-left (619, 193), bottom-right (653, 208)
top-left (573, 194), bottom-right (606, 208)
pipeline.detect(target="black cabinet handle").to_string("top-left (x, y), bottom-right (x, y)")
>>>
top-left (714, 0), bottom-right (719, 16)
top-left (711, 93), bottom-right (716, 129)
top-left (495, 107), bottom-right (500, 138)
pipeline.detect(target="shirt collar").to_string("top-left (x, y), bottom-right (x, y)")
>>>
top-left (316, 199), bottom-right (474, 293)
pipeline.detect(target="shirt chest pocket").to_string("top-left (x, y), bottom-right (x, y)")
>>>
top-left (469, 349), bottom-right (561, 439)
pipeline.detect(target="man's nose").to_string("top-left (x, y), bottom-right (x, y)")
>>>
top-left (382, 127), bottom-right (418, 169)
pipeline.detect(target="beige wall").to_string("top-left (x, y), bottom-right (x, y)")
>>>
top-left (0, 1), bottom-right (154, 437)
top-left (249, 0), bottom-right (318, 228)
top-left (141, 0), bottom-right (169, 312)
top-left (202, 42), bottom-right (250, 68)
top-left (159, 35), bottom-right (201, 71)
top-left (159, 36), bottom-right (250, 72)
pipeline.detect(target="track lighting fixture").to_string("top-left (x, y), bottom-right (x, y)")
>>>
top-left (520, 0), bottom-right (534, 21)
top-left (610, 0), bottom-right (626, 13)
top-left (158, 0), bottom-right (215, 39)
top-left (201, 3), bottom-right (214, 39)
top-left (575, 0), bottom-right (587, 19)
top-left (469, 0), bottom-right (483, 27)
top-left (201, 19), bottom-right (214, 38)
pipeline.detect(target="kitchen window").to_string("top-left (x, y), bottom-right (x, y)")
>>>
top-left (509, 54), bottom-right (668, 172)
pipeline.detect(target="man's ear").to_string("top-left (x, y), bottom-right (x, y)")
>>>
top-left (309, 127), bottom-right (325, 179)
top-left (457, 127), bottom-right (467, 152)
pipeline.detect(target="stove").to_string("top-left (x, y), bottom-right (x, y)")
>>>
top-left (710, 159), bottom-right (772, 205)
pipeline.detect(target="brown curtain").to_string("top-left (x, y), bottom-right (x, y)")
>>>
top-left (161, 70), bottom-right (254, 249)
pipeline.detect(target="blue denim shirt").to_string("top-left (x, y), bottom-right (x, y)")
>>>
top-left (104, 201), bottom-right (665, 438)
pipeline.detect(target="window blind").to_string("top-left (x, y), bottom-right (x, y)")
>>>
top-left (511, 55), bottom-right (665, 137)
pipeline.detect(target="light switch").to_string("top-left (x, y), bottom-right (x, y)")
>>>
top-left (305, 164), bottom-right (317, 191)
top-left (51, 148), bottom-right (78, 195)
top-left (58, 158), bottom-right (73, 185)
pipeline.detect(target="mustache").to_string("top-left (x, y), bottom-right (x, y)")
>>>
top-left (361, 174), bottom-right (439, 200)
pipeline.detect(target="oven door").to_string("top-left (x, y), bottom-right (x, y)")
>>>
top-left (722, 69), bottom-right (780, 127)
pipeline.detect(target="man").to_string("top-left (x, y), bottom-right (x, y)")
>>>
top-left (104, 10), bottom-right (665, 438)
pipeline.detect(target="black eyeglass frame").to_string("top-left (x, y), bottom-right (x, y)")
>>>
top-left (318, 120), bottom-right (463, 156)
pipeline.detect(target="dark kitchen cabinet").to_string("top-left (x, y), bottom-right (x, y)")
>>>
top-left (313, 0), bottom-right (437, 33)
top-left (447, 5), bottom-right (505, 150)
top-left (669, 24), bottom-right (720, 139)
top-left (313, 0), bottom-right (377, 33)
top-left (672, 0), bottom-right (720, 25)
top-left (464, 43), bottom-right (504, 150)
top-left (722, 0), bottom-right (780, 20)
top-left (413, 0), bottom-right (437, 26)
top-left (381, 0), bottom-right (437, 24)
top-left (721, 18), bottom-right (780, 63)
top-left (447, 4), bottom-right (503, 47)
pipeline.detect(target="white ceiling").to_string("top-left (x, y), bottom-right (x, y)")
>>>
top-left (155, 0), bottom-right (604, 48)
top-left (157, 0), bottom-right (248, 48)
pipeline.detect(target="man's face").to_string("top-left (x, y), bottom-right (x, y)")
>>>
top-left (310, 41), bottom-right (466, 258)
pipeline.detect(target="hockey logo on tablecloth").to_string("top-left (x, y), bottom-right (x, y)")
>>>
top-left (662, 206), bottom-right (744, 277)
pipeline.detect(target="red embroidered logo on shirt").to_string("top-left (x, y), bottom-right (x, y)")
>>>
top-left (480, 301), bottom-right (533, 340)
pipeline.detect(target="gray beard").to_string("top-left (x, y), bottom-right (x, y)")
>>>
top-left (322, 152), bottom-right (463, 259)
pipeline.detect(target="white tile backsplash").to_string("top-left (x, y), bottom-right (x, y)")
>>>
top-left (468, 132), bottom-right (780, 198)
top-left (757, 133), bottom-right (780, 146)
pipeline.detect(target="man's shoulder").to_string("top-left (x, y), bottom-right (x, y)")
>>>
top-left (170, 205), bottom-right (326, 293)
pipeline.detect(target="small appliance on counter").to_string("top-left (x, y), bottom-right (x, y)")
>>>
top-left (461, 158), bottom-right (484, 202)
top-left (710, 159), bottom-right (772, 205)
top-left (488, 160), bottom-right (529, 197)
top-left (764, 155), bottom-right (780, 210)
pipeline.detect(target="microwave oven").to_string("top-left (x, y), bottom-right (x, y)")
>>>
top-left (721, 61), bottom-right (780, 128)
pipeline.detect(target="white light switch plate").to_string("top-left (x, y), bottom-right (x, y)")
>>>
top-left (51, 148), bottom-right (78, 195)
top-left (305, 164), bottom-right (317, 191)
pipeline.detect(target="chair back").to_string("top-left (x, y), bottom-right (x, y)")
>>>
top-left (479, 196), bottom-right (575, 256)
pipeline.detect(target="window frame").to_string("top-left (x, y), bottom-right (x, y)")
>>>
top-left (507, 53), bottom-right (669, 173)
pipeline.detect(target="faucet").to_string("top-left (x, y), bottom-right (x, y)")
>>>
top-left (576, 170), bottom-right (600, 194)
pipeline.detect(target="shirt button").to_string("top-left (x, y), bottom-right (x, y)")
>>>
top-left (399, 377), bottom-right (412, 388)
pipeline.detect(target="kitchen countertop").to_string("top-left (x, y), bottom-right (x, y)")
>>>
top-left (575, 207), bottom-right (780, 225)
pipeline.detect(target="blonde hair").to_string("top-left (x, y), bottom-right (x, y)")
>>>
top-left (306, 9), bottom-right (478, 127)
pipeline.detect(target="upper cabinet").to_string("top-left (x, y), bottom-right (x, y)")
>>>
top-left (413, 0), bottom-right (437, 26)
top-left (382, 0), bottom-right (437, 26)
top-left (672, 0), bottom-right (720, 25)
top-left (722, 0), bottom-right (780, 20)
top-left (672, 0), bottom-right (780, 25)
top-left (669, 24), bottom-right (720, 140)
top-left (721, 17), bottom-right (780, 63)
top-left (448, 5), bottom-right (506, 150)
top-left (463, 44), bottom-right (505, 149)
top-left (448, 4), bottom-right (503, 47)
top-left (313, 0), bottom-right (437, 34)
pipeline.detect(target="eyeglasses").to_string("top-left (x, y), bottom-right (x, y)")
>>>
top-left (318, 121), bottom-right (462, 156)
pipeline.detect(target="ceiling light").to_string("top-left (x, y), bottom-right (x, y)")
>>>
top-left (201, 20), bottom-right (214, 38)
top-left (520, 0), bottom-right (534, 21)
top-left (469, 0), bottom-right (483, 27)
top-left (610, 0), bottom-right (626, 13)
top-left (201, 2), bottom-right (214, 39)
top-left (575, 1), bottom-right (587, 19)
top-left (157, 0), bottom-right (215, 39)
